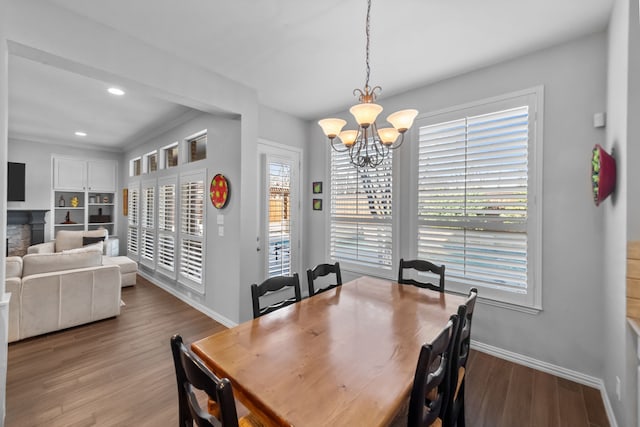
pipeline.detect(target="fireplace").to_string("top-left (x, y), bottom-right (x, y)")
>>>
top-left (7, 210), bottom-right (49, 256)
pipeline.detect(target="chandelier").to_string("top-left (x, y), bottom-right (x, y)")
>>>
top-left (318, 0), bottom-right (418, 169)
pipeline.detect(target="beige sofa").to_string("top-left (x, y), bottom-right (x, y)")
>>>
top-left (6, 243), bottom-right (121, 342)
top-left (28, 229), bottom-right (137, 287)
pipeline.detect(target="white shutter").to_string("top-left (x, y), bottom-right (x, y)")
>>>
top-left (127, 184), bottom-right (140, 257)
top-left (140, 182), bottom-right (155, 265)
top-left (179, 171), bottom-right (205, 293)
top-left (330, 148), bottom-right (393, 271)
top-left (417, 105), bottom-right (530, 294)
top-left (157, 178), bottom-right (177, 277)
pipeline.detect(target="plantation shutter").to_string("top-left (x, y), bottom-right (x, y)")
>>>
top-left (140, 182), bottom-right (155, 265)
top-left (127, 184), bottom-right (140, 256)
top-left (179, 172), bottom-right (205, 292)
top-left (157, 178), bottom-right (176, 277)
top-left (417, 105), bottom-right (529, 293)
top-left (330, 149), bottom-right (393, 271)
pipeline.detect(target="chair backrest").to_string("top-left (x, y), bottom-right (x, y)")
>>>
top-left (398, 258), bottom-right (445, 292)
top-left (408, 314), bottom-right (459, 427)
top-left (251, 273), bottom-right (302, 319)
top-left (445, 288), bottom-right (478, 426)
top-left (306, 262), bottom-right (342, 296)
top-left (170, 335), bottom-right (239, 427)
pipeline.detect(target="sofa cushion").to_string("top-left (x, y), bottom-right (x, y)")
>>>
top-left (55, 229), bottom-right (108, 252)
top-left (22, 248), bottom-right (103, 277)
top-left (6, 256), bottom-right (22, 279)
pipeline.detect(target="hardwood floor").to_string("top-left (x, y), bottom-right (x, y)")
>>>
top-left (6, 276), bottom-right (610, 427)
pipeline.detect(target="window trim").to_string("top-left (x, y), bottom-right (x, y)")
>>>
top-left (143, 150), bottom-right (158, 174)
top-left (184, 129), bottom-right (207, 163)
top-left (161, 142), bottom-right (179, 169)
top-left (408, 86), bottom-right (544, 310)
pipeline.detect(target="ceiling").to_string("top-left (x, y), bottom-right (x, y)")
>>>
top-left (9, 0), bottom-right (613, 151)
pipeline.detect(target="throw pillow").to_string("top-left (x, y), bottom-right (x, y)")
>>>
top-left (63, 241), bottom-right (104, 254)
top-left (83, 236), bottom-right (105, 246)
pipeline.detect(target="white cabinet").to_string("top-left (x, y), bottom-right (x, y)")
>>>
top-left (53, 157), bottom-right (116, 192)
top-left (52, 157), bottom-right (118, 237)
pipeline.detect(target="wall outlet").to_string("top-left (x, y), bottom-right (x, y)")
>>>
top-left (616, 376), bottom-right (622, 401)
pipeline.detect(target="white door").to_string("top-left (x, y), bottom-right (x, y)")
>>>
top-left (258, 143), bottom-right (301, 280)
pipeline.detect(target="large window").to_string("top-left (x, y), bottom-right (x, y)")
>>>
top-left (157, 177), bottom-right (177, 278)
top-left (179, 171), bottom-right (206, 293)
top-left (140, 181), bottom-right (156, 266)
top-left (413, 88), bottom-right (542, 308)
top-left (330, 149), bottom-right (393, 273)
top-left (127, 183), bottom-right (140, 257)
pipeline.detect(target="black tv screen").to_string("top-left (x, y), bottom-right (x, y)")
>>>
top-left (7, 162), bottom-right (25, 202)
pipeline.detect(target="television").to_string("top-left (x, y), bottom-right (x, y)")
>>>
top-left (7, 162), bottom-right (25, 202)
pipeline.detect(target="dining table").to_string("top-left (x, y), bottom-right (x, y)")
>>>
top-left (191, 275), bottom-right (468, 427)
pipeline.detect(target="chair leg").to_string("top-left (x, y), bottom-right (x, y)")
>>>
top-left (457, 386), bottom-right (465, 427)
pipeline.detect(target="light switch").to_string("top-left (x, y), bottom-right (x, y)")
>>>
top-left (217, 214), bottom-right (224, 225)
top-left (218, 226), bottom-right (224, 237)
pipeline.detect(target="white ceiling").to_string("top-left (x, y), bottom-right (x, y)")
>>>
top-left (9, 0), bottom-right (613, 151)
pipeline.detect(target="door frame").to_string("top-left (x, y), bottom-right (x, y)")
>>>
top-left (257, 139), bottom-right (303, 281)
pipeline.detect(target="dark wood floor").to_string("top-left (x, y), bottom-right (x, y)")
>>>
top-left (6, 276), bottom-right (610, 427)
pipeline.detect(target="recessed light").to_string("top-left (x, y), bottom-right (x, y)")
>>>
top-left (108, 87), bottom-right (125, 96)
top-left (75, 131), bottom-right (87, 137)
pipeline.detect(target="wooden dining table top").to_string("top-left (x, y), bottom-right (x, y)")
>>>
top-left (191, 275), bottom-right (468, 427)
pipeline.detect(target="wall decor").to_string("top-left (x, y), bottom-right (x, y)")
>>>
top-left (313, 181), bottom-right (323, 194)
top-left (591, 144), bottom-right (617, 206)
top-left (210, 173), bottom-right (230, 209)
top-left (313, 199), bottom-right (323, 211)
top-left (123, 188), bottom-right (128, 216)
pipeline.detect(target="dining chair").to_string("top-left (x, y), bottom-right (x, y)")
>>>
top-left (170, 334), bottom-right (261, 427)
top-left (407, 314), bottom-right (459, 427)
top-left (398, 258), bottom-right (446, 292)
top-left (251, 273), bottom-right (302, 318)
top-left (306, 262), bottom-right (342, 296)
top-left (444, 288), bottom-right (478, 427)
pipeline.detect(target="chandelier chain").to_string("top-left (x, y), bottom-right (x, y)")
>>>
top-left (365, 0), bottom-right (371, 90)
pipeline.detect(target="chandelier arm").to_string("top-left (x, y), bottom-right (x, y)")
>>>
top-left (388, 132), bottom-right (406, 150)
top-left (329, 138), bottom-right (350, 153)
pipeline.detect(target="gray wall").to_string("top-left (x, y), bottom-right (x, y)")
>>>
top-left (307, 32), bottom-right (608, 380)
top-left (8, 138), bottom-right (122, 242)
top-left (122, 112), bottom-right (242, 324)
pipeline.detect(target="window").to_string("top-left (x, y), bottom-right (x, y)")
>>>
top-left (163, 143), bottom-right (179, 168)
top-left (179, 171), bottom-right (206, 293)
top-left (140, 181), bottom-right (156, 266)
top-left (127, 183), bottom-right (140, 257)
top-left (414, 88), bottom-right (542, 308)
top-left (130, 158), bottom-right (141, 177)
top-left (157, 177), bottom-right (177, 278)
top-left (144, 151), bottom-right (158, 173)
top-left (186, 131), bottom-right (207, 163)
top-left (329, 149), bottom-right (393, 273)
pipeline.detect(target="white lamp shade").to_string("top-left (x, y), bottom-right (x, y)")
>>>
top-left (318, 118), bottom-right (347, 138)
top-left (387, 109), bottom-right (418, 132)
top-left (377, 127), bottom-right (400, 145)
top-left (349, 103), bottom-right (383, 127)
top-left (338, 130), bottom-right (359, 146)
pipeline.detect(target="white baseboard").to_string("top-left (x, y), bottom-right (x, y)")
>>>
top-left (137, 271), bottom-right (238, 328)
top-left (471, 340), bottom-right (618, 427)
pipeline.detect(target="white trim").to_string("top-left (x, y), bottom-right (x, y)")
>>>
top-left (138, 270), bottom-right (237, 328)
top-left (471, 340), bottom-right (618, 427)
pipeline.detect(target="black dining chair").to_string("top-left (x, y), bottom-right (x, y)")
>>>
top-left (170, 334), bottom-right (261, 427)
top-left (398, 258), bottom-right (446, 293)
top-left (444, 288), bottom-right (478, 427)
top-left (251, 273), bottom-right (302, 319)
top-left (407, 314), bottom-right (459, 427)
top-left (307, 262), bottom-right (342, 296)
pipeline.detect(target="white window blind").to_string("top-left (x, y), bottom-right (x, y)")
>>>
top-left (127, 185), bottom-right (140, 256)
top-left (330, 149), bottom-right (393, 272)
top-left (179, 172), bottom-right (205, 292)
top-left (140, 183), bottom-right (155, 264)
top-left (157, 178), bottom-right (176, 276)
top-left (416, 89), bottom-right (541, 308)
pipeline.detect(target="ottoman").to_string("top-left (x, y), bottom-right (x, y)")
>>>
top-left (103, 256), bottom-right (138, 287)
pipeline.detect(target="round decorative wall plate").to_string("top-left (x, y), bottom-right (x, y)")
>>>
top-left (210, 174), bottom-right (230, 209)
